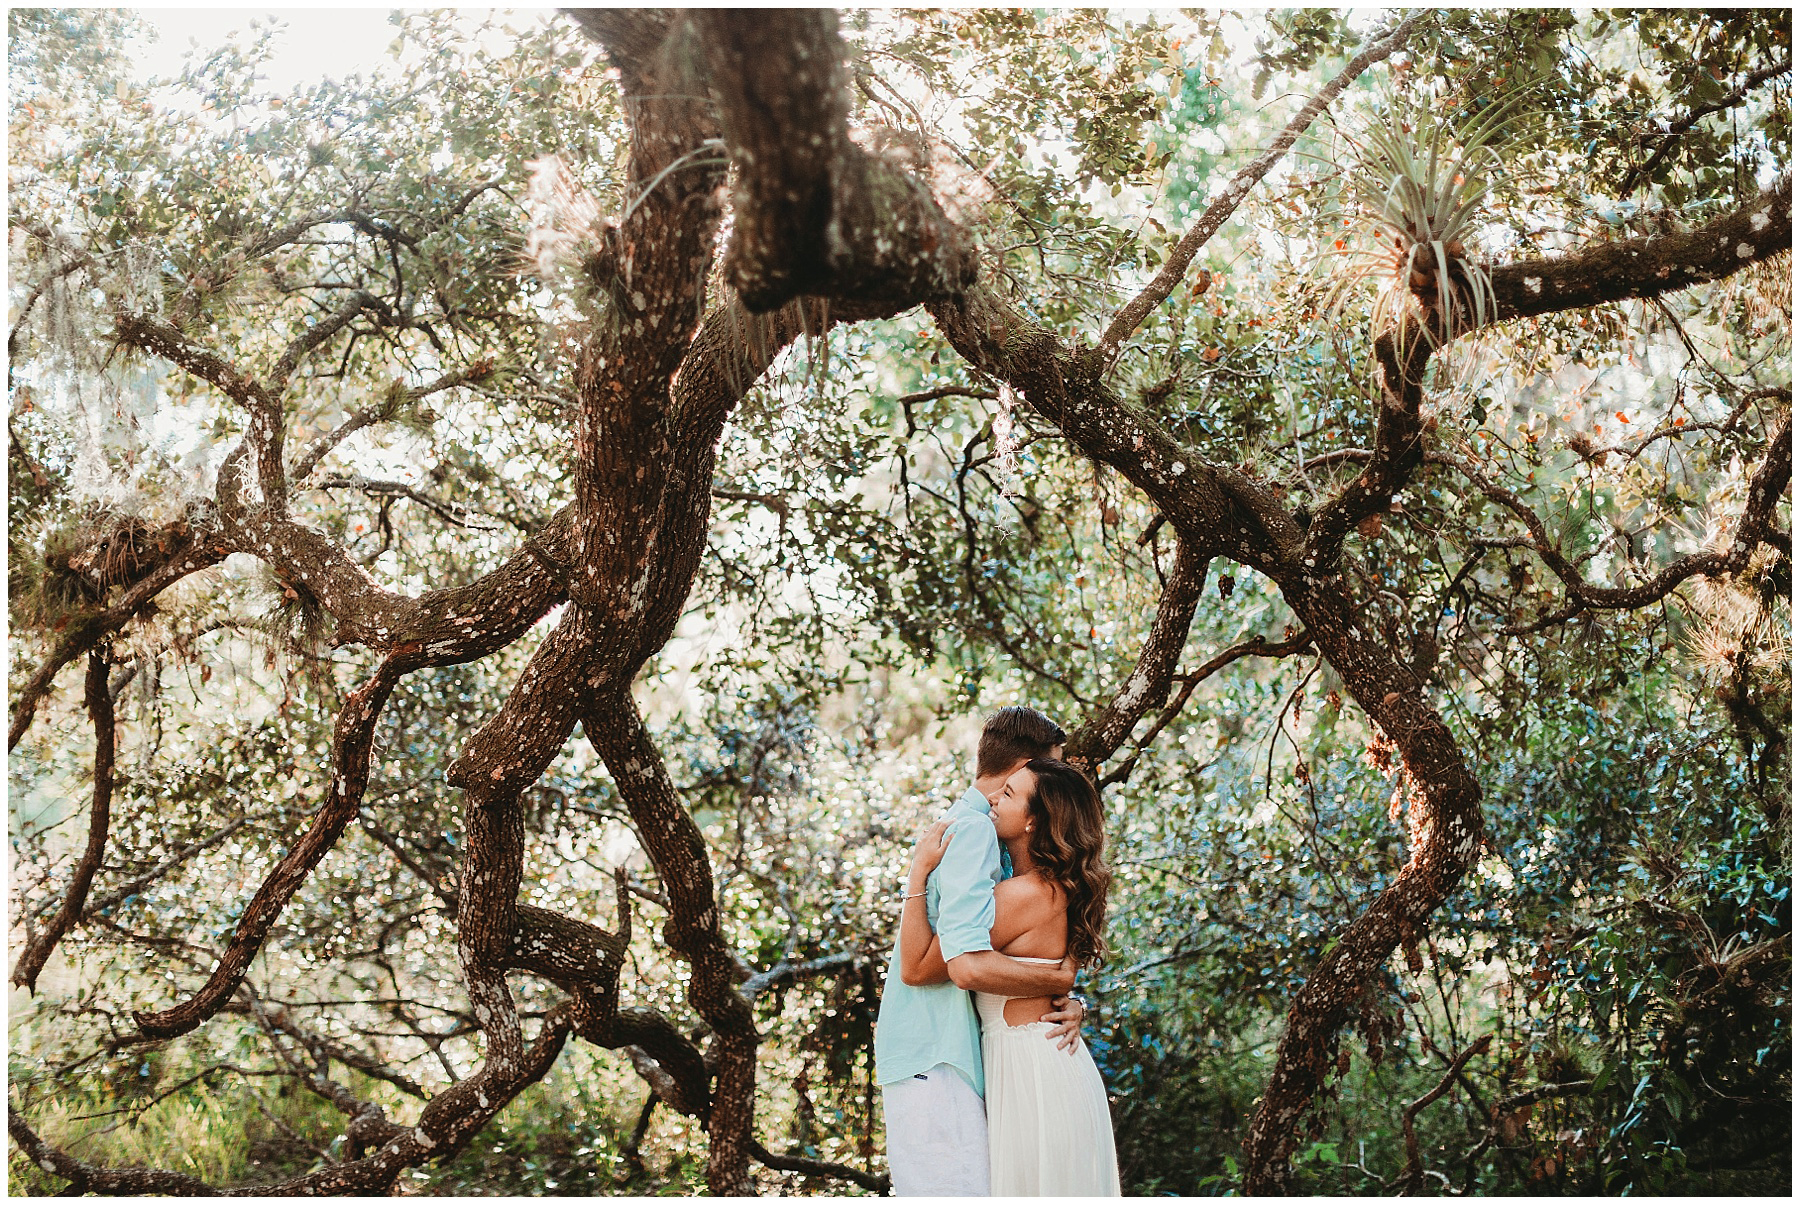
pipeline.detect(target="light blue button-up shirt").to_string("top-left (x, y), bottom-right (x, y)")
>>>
top-left (873, 786), bottom-right (1005, 1097)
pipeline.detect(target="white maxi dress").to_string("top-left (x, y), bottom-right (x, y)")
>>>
top-left (975, 957), bottom-right (1122, 1196)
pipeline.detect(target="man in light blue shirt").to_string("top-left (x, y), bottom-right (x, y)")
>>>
top-left (875, 707), bottom-right (1086, 1195)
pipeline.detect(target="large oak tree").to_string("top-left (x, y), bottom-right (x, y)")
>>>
top-left (10, 8), bottom-right (1789, 1194)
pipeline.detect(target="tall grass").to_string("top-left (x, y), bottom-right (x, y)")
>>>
top-left (7, 1024), bottom-right (712, 1196)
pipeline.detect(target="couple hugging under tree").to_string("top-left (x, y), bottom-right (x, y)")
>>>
top-left (875, 708), bottom-right (1121, 1196)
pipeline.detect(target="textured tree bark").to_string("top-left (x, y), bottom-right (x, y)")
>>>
top-left (1487, 173), bottom-right (1791, 320)
top-left (9, 1107), bottom-right (217, 1196)
top-left (1240, 579), bottom-right (1486, 1193)
top-left (1236, 179), bottom-right (1790, 1193)
top-left (694, 9), bottom-right (976, 312)
top-left (582, 696), bottom-right (760, 1195)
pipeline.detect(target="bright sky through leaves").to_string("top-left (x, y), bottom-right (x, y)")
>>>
top-left (125, 7), bottom-right (553, 92)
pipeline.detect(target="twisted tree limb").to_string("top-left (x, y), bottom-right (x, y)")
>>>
top-left (134, 649), bottom-right (423, 1039)
top-left (582, 694), bottom-right (759, 1194)
top-left (12, 649), bottom-right (117, 990)
top-left (1064, 537), bottom-right (1211, 771)
top-left (1431, 416), bottom-right (1790, 630)
top-left (1311, 175), bottom-right (1792, 555)
top-left (9, 1107), bottom-right (217, 1196)
top-left (15, 14), bottom-right (925, 1199)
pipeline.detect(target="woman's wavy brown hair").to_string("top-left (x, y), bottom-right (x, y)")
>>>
top-left (1022, 759), bottom-right (1111, 968)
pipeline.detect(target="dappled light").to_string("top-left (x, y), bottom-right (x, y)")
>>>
top-left (8, 8), bottom-right (1789, 1196)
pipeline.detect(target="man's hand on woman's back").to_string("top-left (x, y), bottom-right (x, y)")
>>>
top-left (1041, 990), bottom-right (1085, 1053)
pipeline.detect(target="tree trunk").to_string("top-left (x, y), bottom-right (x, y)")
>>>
top-left (1242, 579), bottom-right (1485, 1192)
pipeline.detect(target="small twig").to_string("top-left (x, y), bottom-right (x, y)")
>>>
top-left (80, 819), bottom-right (249, 921)
top-left (314, 475), bottom-right (499, 532)
top-left (1459, 1078), bottom-right (1593, 1169)
top-left (620, 1094), bottom-right (656, 1179)
top-left (289, 359), bottom-right (495, 483)
top-left (1397, 1034), bottom-right (1491, 1195)
top-left (1121, 629), bottom-right (1313, 776)
top-left (1621, 59), bottom-right (1793, 193)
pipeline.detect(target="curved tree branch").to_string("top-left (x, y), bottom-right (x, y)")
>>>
top-left (133, 649), bottom-right (422, 1039)
top-left (1397, 1035), bottom-right (1491, 1195)
top-left (740, 950), bottom-right (863, 998)
top-left (1064, 537), bottom-right (1211, 771)
top-left (115, 311), bottom-right (273, 408)
top-left (270, 291), bottom-right (379, 387)
top-left (9, 1106), bottom-right (217, 1196)
top-left (750, 1139), bottom-right (890, 1194)
top-left (12, 648), bottom-right (117, 991)
top-left (1097, 12), bottom-right (1426, 362)
top-left (235, 505), bottom-right (577, 655)
top-left (1099, 628), bottom-right (1316, 788)
top-left (931, 285), bottom-right (1297, 572)
top-left (1620, 59), bottom-right (1793, 194)
top-left (1429, 413), bottom-right (1790, 627)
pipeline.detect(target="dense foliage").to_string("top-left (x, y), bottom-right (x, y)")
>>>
top-left (9, 7), bottom-right (1788, 1195)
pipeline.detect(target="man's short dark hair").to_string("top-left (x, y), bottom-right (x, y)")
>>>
top-left (977, 706), bottom-right (1066, 779)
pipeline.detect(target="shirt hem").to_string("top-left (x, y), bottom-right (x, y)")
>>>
top-left (876, 1060), bottom-right (984, 1098)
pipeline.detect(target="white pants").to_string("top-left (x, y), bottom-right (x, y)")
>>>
top-left (883, 1063), bottom-right (989, 1196)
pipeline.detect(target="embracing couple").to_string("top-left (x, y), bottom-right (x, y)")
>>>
top-left (874, 707), bottom-right (1120, 1196)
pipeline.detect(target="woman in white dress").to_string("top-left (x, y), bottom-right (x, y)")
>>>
top-left (900, 758), bottom-right (1121, 1196)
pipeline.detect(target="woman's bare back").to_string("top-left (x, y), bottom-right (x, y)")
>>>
top-left (994, 873), bottom-right (1068, 1026)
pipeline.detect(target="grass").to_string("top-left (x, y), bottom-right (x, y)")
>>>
top-left (7, 1031), bottom-right (709, 1196)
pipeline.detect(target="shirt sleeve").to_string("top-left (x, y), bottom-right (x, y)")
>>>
top-left (931, 811), bottom-right (1001, 962)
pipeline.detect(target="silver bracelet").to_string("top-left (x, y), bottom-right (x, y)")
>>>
top-left (900, 890), bottom-right (926, 902)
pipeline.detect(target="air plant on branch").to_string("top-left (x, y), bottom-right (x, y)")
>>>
top-left (1320, 85), bottom-right (1530, 355)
